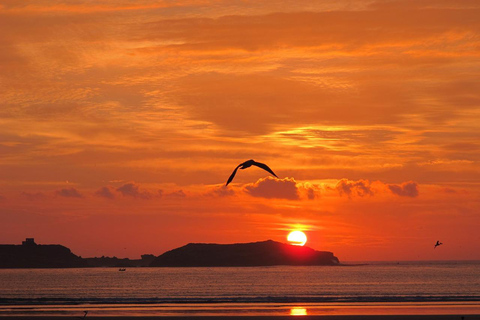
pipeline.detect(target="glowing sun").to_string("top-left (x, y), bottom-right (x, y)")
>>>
top-left (287, 230), bottom-right (307, 246)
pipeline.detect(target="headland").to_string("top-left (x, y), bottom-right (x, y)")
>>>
top-left (151, 239), bottom-right (339, 267)
top-left (0, 238), bottom-right (339, 268)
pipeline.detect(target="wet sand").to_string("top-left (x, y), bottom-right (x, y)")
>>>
top-left (0, 316), bottom-right (478, 320)
top-left (1, 301), bottom-right (478, 319)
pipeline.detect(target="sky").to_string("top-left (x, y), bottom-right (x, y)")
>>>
top-left (0, 0), bottom-right (479, 261)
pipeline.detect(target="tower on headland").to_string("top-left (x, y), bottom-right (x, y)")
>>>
top-left (22, 238), bottom-right (37, 246)
top-left (1, 238), bottom-right (86, 268)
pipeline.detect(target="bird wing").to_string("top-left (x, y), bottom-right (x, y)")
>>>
top-left (226, 164), bottom-right (241, 186)
top-left (252, 161), bottom-right (278, 178)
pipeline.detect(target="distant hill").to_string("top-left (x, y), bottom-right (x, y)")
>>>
top-left (0, 239), bottom-right (340, 268)
top-left (150, 240), bottom-right (340, 267)
top-left (0, 238), bottom-right (87, 268)
top-left (0, 238), bottom-right (157, 268)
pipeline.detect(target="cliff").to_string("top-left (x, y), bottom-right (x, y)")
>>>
top-left (150, 240), bottom-right (340, 267)
top-left (0, 239), bottom-right (87, 268)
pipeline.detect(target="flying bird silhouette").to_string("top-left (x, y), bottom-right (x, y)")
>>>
top-left (77, 311), bottom-right (88, 319)
top-left (434, 240), bottom-right (443, 249)
top-left (226, 159), bottom-right (278, 186)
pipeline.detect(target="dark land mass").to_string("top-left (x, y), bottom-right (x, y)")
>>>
top-left (0, 239), bottom-right (339, 268)
top-left (151, 240), bottom-right (340, 267)
top-left (0, 238), bottom-right (87, 268)
top-left (0, 239), bottom-right (155, 268)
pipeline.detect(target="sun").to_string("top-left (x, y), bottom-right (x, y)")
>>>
top-left (287, 230), bottom-right (307, 246)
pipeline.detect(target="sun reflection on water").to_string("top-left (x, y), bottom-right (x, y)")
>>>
top-left (290, 307), bottom-right (307, 316)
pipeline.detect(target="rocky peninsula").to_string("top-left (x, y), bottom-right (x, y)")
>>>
top-left (1, 238), bottom-right (340, 268)
top-left (151, 240), bottom-right (340, 267)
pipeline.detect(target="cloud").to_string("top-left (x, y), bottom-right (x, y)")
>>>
top-left (244, 177), bottom-right (299, 200)
top-left (116, 182), bottom-right (152, 199)
top-left (296, 182), bottom-right (319, 200)
top-left (55, 188), bottom-right (84, 198)
top-left (336, 179), bottom-right (374, 198)
top-left (0, 0), bottom-right (217, 14)
top-left (306, 187), bottom-right (316, 200)
top-left (173, 71), bottom-right (425, 135)
top-left (334, 179), bottom-right (419, 198)
top-left (166, 190), bottom-right (186, 198)
top-left (137, 4), bottom-right (480, 135)
top-left (94, 186), bottom-right (116, 199)
top-left (143, 7), bottom-right (480, 52)
top-left (206, 185), bottom-right (235, 197)
top-left (388, 181), bottom-right (419, 197)
top-left (20, 192), bottom-right (46, 201)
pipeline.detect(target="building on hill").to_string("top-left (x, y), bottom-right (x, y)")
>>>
top-left (0, 238), bottom-right (86, 268)
top-left (22, 238), bottom-right (37, 246)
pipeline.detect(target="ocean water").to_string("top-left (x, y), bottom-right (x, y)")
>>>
top-left (0, 261), bottom-right (479, 316)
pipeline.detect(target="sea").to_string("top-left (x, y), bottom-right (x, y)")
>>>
top-left (0, 261), bottom-right (479, 317)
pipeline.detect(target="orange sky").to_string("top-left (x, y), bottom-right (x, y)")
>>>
top-left (1, 0), bottom-right (479, 261)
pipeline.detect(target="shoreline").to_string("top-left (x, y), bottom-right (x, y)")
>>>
top-left (0, 316), bottom-right (478, 320)
top-left (1, 302), bottom-right (479, 318)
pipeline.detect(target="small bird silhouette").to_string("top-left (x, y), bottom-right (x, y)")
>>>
top-left (226, 159), bottom-right (278, 186)
top-left (77, 311), bottom-right (88, 319)
top-left (434, 240), bottom-right (443, 249)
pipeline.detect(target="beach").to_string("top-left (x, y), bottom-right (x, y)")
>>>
top-left (0, 316), bottom-right (479, 320)
top-left (1, 302), bottom-right (479, 319)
